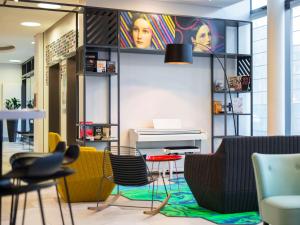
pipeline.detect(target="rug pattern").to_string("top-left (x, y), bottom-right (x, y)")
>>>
top-left (116, 178), bottom-right (261, 225)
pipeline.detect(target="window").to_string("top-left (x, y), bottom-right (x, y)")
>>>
top-left (251, 0), bottom-right (267, 11)
top-left (252, 16), bottom-right (268, 135)
top-left (291, 5), bottom-right (300, 134)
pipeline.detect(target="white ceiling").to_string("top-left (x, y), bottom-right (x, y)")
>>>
top-left (147, 0), bottom-right (244, 8)
top-left (0, 7), bottom-right (67, 64)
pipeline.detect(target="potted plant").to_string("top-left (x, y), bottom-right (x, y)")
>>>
top-left (5, 97), bottom-right (21, 142)
top-left (27, 100), bottom-right (34, 132)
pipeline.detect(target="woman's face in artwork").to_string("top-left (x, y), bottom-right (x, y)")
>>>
top-left (192, 24), bottom-right (212, 52)
top-left (132, 18), bottom-right (153, 49)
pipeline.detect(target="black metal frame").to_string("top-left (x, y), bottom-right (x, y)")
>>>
top-left (77, 7), bottom-right (121, 155)
top-left (91, 146), bottom-right (169, 212)
top-left (211, 21), bottom-right (253, 152)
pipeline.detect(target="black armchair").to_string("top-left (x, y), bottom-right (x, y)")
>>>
top-left (184, 136), bottom-right (300, 213)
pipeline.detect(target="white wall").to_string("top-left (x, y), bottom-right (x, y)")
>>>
top-left (85, 0), bottom-right (250, 153)
top-left (0, 63), bottom-right (22, 137)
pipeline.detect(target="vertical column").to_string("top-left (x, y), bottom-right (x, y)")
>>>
top-left (267, 0), bottom-right (285, 135)
top-left (34, 33), bottom-right (45, 152)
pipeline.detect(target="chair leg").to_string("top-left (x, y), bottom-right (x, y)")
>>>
top-left (11, 193), bottom-right (19, 225)
top-left (21, 193), bottom-right (27, 225)
top-left (151, 181), bottom-right (155, 210)
top-left (95, 176), bottom-right (105, 208)
top-left (63, 177), bottom-right (75, 225)
top-left (174, 161), bottom-right (180, 192)
top-left (156, 162), bottom-right (160, 195)
top-left (143, 191), bottom-right (171, 215)
top-left (88, 194), bottom-right (120, 212)
top-left (167, 161), bottom-right (171, 191)
top-left (161, 173), bottom-right (169, 197)
top-left (37, 189), bottom-right (46, 225)
top-left (9, 179), bottom-right (17, 223)
top-left (55, 183), bottom-right (65, 225)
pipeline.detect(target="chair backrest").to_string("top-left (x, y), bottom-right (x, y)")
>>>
top-left (252, 153), bottom-right (300, 205)
top-left (64, 145), bottom-right (80, 165)
top-left (54, 141), bottom-right (66, 153)
top-left (49, 132), bottom-right (62, 152)
top-left (109, 153), bottom-right (149, 186)
top-left (27, 152), bottom-right (64, 177)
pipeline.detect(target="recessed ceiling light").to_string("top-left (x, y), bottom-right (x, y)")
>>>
top-left (21, 22), bottom-right (41, 27)
top-left (38, 3), bottom-right (61, 9)
top-left (9, 60), bottom-right (21, 63)
top-left (31, 41), bottom-right (35, 44)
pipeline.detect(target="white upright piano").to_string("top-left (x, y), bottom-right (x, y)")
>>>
top-left (129, 128), bottom-right (207, 155)
top-left (129, 128), bottom-right (207, 176)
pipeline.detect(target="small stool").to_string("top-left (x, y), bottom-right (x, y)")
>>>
top-left (146, 155), bottom-right (182, 191)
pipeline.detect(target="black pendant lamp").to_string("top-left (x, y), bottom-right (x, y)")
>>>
top-left (164, 44), bottom-right (193, 64)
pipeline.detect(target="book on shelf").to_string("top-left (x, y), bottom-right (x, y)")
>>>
top-left (96, 60), bottom-right (106, 73)
top-left (232, 97), bottom-right (243, 113)
top-left (86, 52), bottom-right (97, 72)
top-left (107, 61), bottom-right (116, 73)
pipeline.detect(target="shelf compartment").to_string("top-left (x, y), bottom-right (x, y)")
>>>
top-left (213, 135), bottom-right (241, 139)
top-left (213, 113), bottom-right (251, 116)
top-left (76, 138), bottom-right (119, 143)
top-left (77, 71), bottom-right (118, 77)
top-left (76, 123), bottom-right (119, 127)
top-left (213, 90), bottom-right (251, 94)
top-left (86, 44), bottom-right (118, 49)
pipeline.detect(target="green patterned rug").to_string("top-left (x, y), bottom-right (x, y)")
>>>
top-left (115, 178), bottom-right (261, 224)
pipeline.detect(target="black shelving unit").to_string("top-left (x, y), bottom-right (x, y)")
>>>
top-left (77, 7), bottom-right (120, 153)
top-left (211, 21), bottom-right (253, 152)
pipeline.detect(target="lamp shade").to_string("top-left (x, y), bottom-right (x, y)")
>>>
top-left (164, 44), bottom-right (193, 64)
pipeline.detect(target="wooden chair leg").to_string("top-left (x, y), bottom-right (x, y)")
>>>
top-left (88, 194), bottom-right (121, 212)
top-left (143, 194), bottom-right (171, 215)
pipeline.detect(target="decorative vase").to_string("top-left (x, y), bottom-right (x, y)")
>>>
top-left (7, 119), bottom-right (18, 142)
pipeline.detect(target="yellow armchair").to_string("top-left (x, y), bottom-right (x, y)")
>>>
top-left (57, 147), bottom-right (115, 203)
top-left (48, 132), bottom-right (62, 152)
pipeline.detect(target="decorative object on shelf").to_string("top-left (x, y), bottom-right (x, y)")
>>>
top-left (93, 126), bottom-right (102, 140)
top-left (107, 61), bottom-right (116, 73)
top-left (86, 52), bottom-right (97, 72)
top-left (102, 126), bottom-right (110, 138)
top-left (96, 60), bottom-right (106, 73)
top-left (5, 97), bottom-right (21, 142)
top-left (79, 121), bottom-right (94, 139)
top-left (164, 43), bottom-right (237, 135)
top-left (232, 98), bottom-right (243, 114)
top-left (229, 76), bottom-right (242, 91)
top-left (241, 75), bottom-right (251, 91)
top-left (213, 80), bottom-right (224, 91)
top-left (213, 101), bottom-right (223, 114)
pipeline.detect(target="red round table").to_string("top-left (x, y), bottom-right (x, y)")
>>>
top-left (146, 155), bottom-right (182, 191)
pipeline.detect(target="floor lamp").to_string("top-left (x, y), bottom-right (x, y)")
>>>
top-left (164, 43), bottom-right (237, 136)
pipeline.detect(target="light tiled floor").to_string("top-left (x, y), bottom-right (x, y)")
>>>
top-left (1, 142), bottom-right (263, 225)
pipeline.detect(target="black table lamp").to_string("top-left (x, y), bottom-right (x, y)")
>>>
top-left (164, 43), bottom-right (237, 136)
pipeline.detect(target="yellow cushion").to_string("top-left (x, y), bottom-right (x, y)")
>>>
top-left (57, 147), bottom-right (115, 203)
top-left (48, 132), bottom-right (62, 152)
